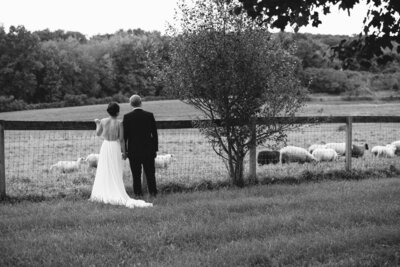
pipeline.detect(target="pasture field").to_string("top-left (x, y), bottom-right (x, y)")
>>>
top-left (1, 178), bottom-right (400, 266)
top-left (0, 99), bottom-right (400, 121)
top-left (4, 122), bottom-right (400, 199)
top-left (1, 100), bottom-right (400, 266)
top-left (1, 99), bottom-right (400, 198)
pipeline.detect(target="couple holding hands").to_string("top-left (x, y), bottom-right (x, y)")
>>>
top-left (90, 95), bottom-right (157, 208)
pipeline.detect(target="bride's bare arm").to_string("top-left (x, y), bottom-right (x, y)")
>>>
top-left (119, 121), bottom-right (126, 155)
top-left (95, 119), bottom-right (103, 136)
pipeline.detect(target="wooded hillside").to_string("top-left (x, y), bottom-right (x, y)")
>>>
top-left (0, 26), bottom-right (399, 112)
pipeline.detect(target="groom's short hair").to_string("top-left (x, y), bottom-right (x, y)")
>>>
top-left (130, 94), bottom-right (142, 107)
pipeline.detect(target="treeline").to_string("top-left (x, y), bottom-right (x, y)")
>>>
top-left (0, 26), bottom-right (169, 111)
top-left (1, 25), bottom-right (400, 112)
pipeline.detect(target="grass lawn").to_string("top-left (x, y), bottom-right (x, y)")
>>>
top-left (0, 99), bottom-right (400, 121)
top-left (1, 98), bottom-right (399, 266)
top-left (1, 177), bottom-right (400, 266)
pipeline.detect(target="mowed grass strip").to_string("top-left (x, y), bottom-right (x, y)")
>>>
top-left (1, 99), bottom-right (400, 121)
top-left (1, 178), bottom-right (400, 266)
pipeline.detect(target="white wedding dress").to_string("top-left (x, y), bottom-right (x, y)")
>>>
top-left (90, 118), bottom-right (153, 208)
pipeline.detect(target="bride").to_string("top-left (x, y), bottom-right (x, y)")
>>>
top-left (90, 102), bottom-right (153, 208)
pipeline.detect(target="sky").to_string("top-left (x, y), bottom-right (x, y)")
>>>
top-left (0, 0), bottom-right (370, 37)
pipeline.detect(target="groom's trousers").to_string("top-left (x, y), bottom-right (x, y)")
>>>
top-left (128, 156), bottom-right (157, 196)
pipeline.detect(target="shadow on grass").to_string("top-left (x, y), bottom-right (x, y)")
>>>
top-left (2, 165), bottom-right (400, 204)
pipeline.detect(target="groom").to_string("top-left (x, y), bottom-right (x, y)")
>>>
top-left (123, 95), bottom-right (158, 198)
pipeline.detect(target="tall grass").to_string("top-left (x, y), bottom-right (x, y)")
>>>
top-left (1, 178), bottom-right (400, 266)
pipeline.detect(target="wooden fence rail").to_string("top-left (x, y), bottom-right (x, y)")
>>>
top-left (1, 116), bottom-right (400, 199)
top-left (3, 116), bottom-right (400, 131)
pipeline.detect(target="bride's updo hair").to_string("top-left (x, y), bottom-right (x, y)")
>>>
top-left (107, 102), bottom-right (120, 117)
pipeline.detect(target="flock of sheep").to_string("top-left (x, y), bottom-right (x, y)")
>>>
top-left (258, 140), bottom-right (400, 165)
top-left (49, 153), bottom-right (175, 173)
top-left (48, 140), bottom-right (400, 172)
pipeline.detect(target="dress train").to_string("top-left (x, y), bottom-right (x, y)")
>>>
top-left (90, 140), bottom-right (153, 208)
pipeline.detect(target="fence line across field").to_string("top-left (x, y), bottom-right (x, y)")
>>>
top-left (1, 116), bottom-right (400, 200)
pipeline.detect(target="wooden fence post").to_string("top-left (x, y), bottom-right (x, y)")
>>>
top-left (0, 121), bottom-right (5, 200)
top-left (345, 116), bottom-right (352, 171)
top-left (248, 119), bottom-right (257, 183)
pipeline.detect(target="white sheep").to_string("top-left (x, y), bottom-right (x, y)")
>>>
top-left (391, 140), bottom-right (400, 156)
top-left (50, 157), bottom-right (86, 173)
top-left (324, 142), bottom-right (346, 156)
top-left (312, 148), bottom-right (338, 162)
top-left (155, 154), bottom-right (175, 169)
top-left (319, 142), bottom-right (368, 158)
top-left (85, 153), bottom-right (99, 169)
top-left (308, 143), bottom-right (327, 154)
top-left (279, 146), bottom-right (316, 164)
top-left (371, 144), bottom-right (396, 158)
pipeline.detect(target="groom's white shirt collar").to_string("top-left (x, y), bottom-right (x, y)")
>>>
top-left (132, 107), bottom-right (142, 111)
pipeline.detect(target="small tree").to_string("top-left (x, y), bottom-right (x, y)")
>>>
top-left (164, 0), bottom-right (308, 186)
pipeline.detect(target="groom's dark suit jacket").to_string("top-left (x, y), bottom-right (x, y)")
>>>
top-left (123, 108), bottom-right (158, 158)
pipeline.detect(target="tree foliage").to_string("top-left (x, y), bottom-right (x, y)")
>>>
top-left (164, 0), bottom-right (307, 186)
top-left (0, 26), bottom-right (41, 101)
top-left (0, 22), bottom-right (398, 111)
top-left (0, 25), bottom-right (170, 106)
top-left (234, 0), bottom-right (400, 67)
top-left (35, 29), bottom-right (87, 43)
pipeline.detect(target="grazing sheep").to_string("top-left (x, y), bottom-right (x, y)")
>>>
top-left (324, 142), bottom-right (346, 156)
top-left (50, 157), bottom-right (86, 173)
top-left (322, 142), bottom-right (368, 158)
top-left (279, 146), bottom-right (316, 164)
top-left (257, 150), bottom-right (280, 165)
top-left (391, 140), bottom-right (400, 155)
top-left (155, 154), bottom-right (175, 169)
top-left (308, 143), bottom-right (327, 154)
top-left (85, 153), bottom-right (99, 169)
top-left (371, 144), bottom-right (396, 158)
top-left (312, 148), bottom-right (338, 162)
top-left (351, 143), bottom-right (369, 158)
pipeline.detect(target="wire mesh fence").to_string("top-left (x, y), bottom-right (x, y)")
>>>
top-left (255, 121), bottom-right (400, 180)
top-left (4, 126), bottom-right (228, 197)
top-left (2, 118), bottom-right (400, 198)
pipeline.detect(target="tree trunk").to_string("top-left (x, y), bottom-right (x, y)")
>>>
top-left (229, 156), bottom-right (244, 187)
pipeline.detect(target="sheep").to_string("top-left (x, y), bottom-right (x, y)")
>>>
top-left (85, 153), bottom-right (99, 169)
top-left (50, 157), bottom-right (86, 173)
top-left (308, 143), bottom-right (327, 154)
top-left (257, 150), bottom-right (280, 165)
top-left (312, 148), bottom-right (338, 162)
top-left (324, 142), bottom-right (346, 156)
top-left (391, 140), bottom-right (400, 156)
top-left (279, 146), bottom-right (316, 164)
top-left (320, 142), bottom-right (368, 158)
top-left (351, 143), bottom-right (369, 158)
top-left (371, 144), bottom-right (396, 158)
top-left (155, 154), bottom-right (175, 169)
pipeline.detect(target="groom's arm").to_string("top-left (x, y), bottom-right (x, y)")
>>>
top-left (150, 113), bottom-right (158, 154)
